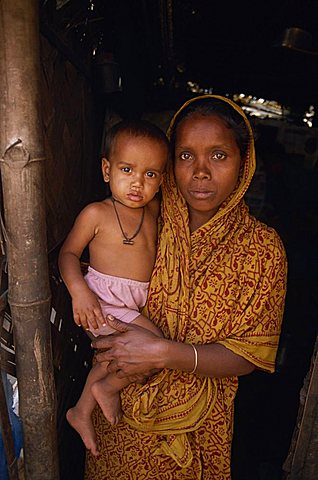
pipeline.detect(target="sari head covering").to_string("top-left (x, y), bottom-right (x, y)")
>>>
top-left (96, 95), bottom-right (287, 475)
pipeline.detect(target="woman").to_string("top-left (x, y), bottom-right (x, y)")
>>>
top-left (84, 95), bottom-right (287, 479)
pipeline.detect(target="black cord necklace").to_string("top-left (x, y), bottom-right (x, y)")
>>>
top-left (111, 197), bottom-right (145, 245)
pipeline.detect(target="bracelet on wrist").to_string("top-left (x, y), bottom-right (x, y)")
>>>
top-left (189, 344), bottom-right (198, 374)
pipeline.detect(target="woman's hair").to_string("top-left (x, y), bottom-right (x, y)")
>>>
top-left (169, 97), bottom-right (251, 159)
top-left (102, 119), bottom-right (169, 158)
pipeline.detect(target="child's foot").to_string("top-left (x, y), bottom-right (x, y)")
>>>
top-left (66, 407), bottom-right (99, 457)
top-left (92, 382), bottom-right (123, 425)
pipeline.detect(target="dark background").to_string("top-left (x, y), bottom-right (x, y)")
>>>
top-left (41, 0), bottom-right (318, 116)
top-left (39, 2), bottom-right (318, 479)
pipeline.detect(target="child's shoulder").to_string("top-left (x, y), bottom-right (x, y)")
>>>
top-left (78, 199), bottom-right (112, 220)
top-left (83, 198), bottom-right (112, 211)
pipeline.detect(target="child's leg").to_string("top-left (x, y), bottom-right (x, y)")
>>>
top-left (91, 314), bottom-right (162, 425)
top-left (66, 362), bottom-right (107, 457)
top-left (132, 313), bottom-right (163, 337)
top-left (91, 372), bottom-right (130, 426)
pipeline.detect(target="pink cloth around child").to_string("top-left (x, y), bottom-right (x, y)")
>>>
top-left (84, 266), bottom-right (149, 336)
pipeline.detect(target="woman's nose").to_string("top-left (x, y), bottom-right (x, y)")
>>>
top-left (193, 162), bottom-right (211, 180)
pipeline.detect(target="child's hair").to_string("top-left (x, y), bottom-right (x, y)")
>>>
top-left (101, 119), bottom-right (169, 158)
top-left (169, 97), bottom-right (251, 159)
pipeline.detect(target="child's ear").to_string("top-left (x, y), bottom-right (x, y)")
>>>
top-left (101, 157), bottom-right (110, 182)
top-left (155, 172), bottom-right (165, 193)
top-left (158, 171), bottom-right (166, 187)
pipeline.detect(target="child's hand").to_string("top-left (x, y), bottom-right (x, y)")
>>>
top-left (71, 288), bottom-right (105, 331)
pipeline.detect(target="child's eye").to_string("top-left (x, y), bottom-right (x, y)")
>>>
top-left (180, 152), bottom-right (192, 160)
top-left (146, 171), bottom-right (156, 178)
top-left (121, 167), bottom-right (132, 173)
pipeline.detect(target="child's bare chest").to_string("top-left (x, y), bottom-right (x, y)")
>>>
top-left (89, 210), bottom-right (157, 281)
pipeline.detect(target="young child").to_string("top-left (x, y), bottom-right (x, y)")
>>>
top-left (58, 119), bottom-right (169, 457)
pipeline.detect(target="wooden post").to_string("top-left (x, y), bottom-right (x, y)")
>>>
top-left (283, 336), bottom-right (318, 480)
top-left (0, 1), bottom-right (59, 479)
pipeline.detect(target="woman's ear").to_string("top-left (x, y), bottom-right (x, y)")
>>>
top-left (101, 157), bottom-right (111, 182)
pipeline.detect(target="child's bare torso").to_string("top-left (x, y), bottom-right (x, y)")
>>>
top-left (88, 197), bottom-right (159, 282)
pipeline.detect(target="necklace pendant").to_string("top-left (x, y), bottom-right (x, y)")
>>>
top-left (112, 197), bottom-right (144, 246)
top-left (123, 239), bottom-right (134, 245)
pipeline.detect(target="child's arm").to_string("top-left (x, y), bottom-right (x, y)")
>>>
top-left (58, 205), bottom-right (105, 330)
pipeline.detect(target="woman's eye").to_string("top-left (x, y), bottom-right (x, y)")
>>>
top-left (213, 152), bottom-right (226, 160)
top-left (122, 167), bottom-right (131, 173)
top-left (180, 152), bottom-right (192, 160)
top-left (146, 171), bottom-right (156, 178)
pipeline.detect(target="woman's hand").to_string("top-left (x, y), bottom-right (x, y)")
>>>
top-left (92, 315), bottom-right (256, 379)
top-left (92, 315), bottom-right (164, 379)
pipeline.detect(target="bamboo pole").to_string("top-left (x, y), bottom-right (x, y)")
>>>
top-left (0, 1), bottom-right (59, 479)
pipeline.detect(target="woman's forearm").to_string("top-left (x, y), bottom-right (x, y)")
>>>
top-left (93, 318), bottom-right (255, 379)
top-left (157, 338), bottom-right (255, 378)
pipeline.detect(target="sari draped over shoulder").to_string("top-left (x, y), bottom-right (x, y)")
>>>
top-left (85, 95), bottom-right (287, 480)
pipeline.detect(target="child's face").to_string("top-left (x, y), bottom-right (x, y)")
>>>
top-left (102, 132), bottom-right (167, 208)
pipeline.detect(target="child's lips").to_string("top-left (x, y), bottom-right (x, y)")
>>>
top-left (127, 192), bottom-right (143, 202)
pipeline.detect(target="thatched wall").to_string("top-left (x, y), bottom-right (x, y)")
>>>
top-left (40, 34), bottom-right (103, 251)
top-left (39, 32), bottom-right (102, 478)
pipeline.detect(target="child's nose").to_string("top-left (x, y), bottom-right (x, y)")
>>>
top-left (131, 175), bottom-right (143, 188)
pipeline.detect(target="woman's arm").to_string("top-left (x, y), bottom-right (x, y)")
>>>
top-left (92, 315), bottom-right (255, 379)
top-left (162, 340), bottom-right (255, 377)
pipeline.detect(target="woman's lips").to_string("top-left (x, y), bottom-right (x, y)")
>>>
top-left (189, 190), bottom-right (215, 199)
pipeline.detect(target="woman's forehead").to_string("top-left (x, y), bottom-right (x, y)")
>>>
top-left (175, 114), bottom-right (236, 144)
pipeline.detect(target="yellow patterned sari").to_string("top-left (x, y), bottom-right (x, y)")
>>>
top-left (85, 95), bottom-right (287, 480)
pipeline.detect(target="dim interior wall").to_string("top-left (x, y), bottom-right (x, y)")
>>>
top-left (232, 119), bottom-right (318, 479)
top-left (38, 34), bottom-right (103, 478)
top-left (40, 35), bottom-right (103, 251)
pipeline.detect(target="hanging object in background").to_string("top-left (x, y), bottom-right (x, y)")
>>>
top-left (159, 0), bottom-right (176, 87)
top-left (93, 52), bottom-right (122, 96)
top-left (280, 27), bottom-right (318, 55)
top-left (55, 0), bottom-right (72, 9)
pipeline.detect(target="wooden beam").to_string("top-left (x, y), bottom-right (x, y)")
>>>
top-left (283, 336), bottom-right (318, 479)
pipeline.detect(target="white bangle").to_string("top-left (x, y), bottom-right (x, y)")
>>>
top-left (189, 344), bottom-right (198, 374)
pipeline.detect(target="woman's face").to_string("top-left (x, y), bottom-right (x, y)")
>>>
top-left (174, 113), bottom-right (242, 231)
